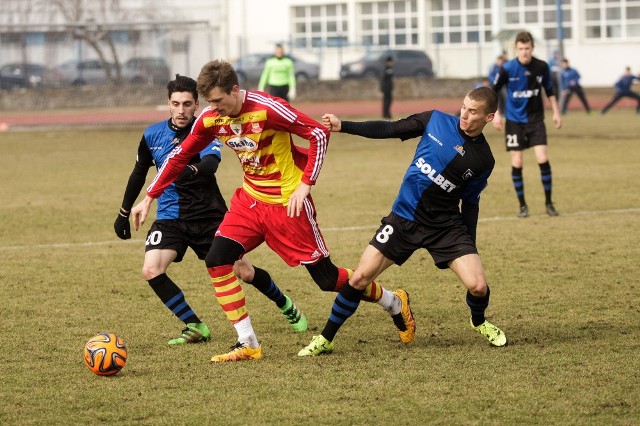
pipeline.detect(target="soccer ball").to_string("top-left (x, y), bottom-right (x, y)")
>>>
top-left (83, 332), bottom-right (127, 376)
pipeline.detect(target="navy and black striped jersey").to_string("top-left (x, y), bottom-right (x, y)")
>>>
top-left (389, 110), bottom-right (494, 226)
top-left (138, 119), bottom-right (226, 221)
top-left (492, 56), bottom-right (554, 123)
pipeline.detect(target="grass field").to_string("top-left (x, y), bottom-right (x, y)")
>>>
top-left (1, 109), bottom-right (639, 425)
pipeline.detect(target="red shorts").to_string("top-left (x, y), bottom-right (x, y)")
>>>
top-left (216, 188), bottom-right (330, 267)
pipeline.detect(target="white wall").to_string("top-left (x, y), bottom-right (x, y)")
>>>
top-left (225, 0), bottom-right (292, 59)
top-left (562, 42), bottom-right (640, 87)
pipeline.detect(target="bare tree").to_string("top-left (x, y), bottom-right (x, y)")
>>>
top-left (48, 0), bottom-right (125, 83)
top-left (4, 0), bottom-right (172, 84)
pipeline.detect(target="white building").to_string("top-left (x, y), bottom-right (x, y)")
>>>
top-left (186, 0), bottom-right (640, 86)
top-left (1, 0), bottom-right (639, 86)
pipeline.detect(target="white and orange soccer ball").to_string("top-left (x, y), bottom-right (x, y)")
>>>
top-left (83, 332), bottom-right (127, 376)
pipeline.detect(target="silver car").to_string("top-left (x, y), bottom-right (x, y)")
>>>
top-left (231, 53), bottom-right (320, 83)
top-left (57, 60), bottom-right (114, 85)
top-left (57, 57), bottom-right (170, 85)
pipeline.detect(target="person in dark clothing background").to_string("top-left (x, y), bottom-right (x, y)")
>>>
top-left (381, 56), bottom-right (394, 119)
top-left (601, 66), bottom-right (640, 114)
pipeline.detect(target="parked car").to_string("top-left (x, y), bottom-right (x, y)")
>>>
top-left (0, 62), bottom-right (62, 88)
top-left (57, 59), bottom-right (115, 85)
top-left (0, 72), bottom-right (25, 89)
top-left (231, 53), bottom-right (320, 83)
top-left (340, 49), bottom-right (434, 79)
top-left (57, 57), bottom-right (170, 85)
top-left (122, 57), bottom-right (170, 85)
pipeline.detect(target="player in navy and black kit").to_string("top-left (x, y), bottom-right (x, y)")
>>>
top-left (559, 58), bottom-right (591, 114)
top-left (492, 31), bottom-right (562, 218)
top-left (601, 66), bottom-right (640, 114)
top-left (114, 74), bottom-right (306, 346)
top-left (299, 87), bottom-right (507, 356)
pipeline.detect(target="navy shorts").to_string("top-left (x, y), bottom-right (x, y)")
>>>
top-left (369, 212), bottom-right (477, 269)
top-left (145, 218), bottom-right (220, 262)
top-left (504, 120), bottom-right (547, 151)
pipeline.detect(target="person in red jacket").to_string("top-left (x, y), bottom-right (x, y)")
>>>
top-left (132, 60), bottom-right (415, 362)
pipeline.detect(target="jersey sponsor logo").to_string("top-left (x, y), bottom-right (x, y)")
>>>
top-left (454, 145), bottom-right (465, 156)
top-left (414, 158), bottom-right (456, 192)
top-left (204, 110), bottom-right (268, 128)
top-left (226, 136), bottom-right (258, 151)
top-left (218, 127), bottom-right (227, 134)
top-left (427, 132), bottom-right (443, 146)
top-left (512, 89), bottom-right (540, 98)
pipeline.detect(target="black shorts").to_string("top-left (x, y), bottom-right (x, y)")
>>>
top-left (268, 85), bottom-right (289, 101)
top-left (505, 120), bottom-right (547, 151)
top-left (369, 212), bottom-right (478, 269)
top-left (145, 219), bottom-right (219, 262)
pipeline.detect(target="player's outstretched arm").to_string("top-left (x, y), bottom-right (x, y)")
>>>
top-left (322, 113), bottom-right (342, 132)
top-left (131, 195), bottom-right (154, 231)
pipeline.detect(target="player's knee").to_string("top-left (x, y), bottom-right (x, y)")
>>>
top-left (142, 265), bottom-right (164, 281)
top-left (204, 237), bottom-right (245, 268)
top-left (205, 250), bottom-right (234, 268)
top-left (306, 258), bottom-right (339, 292)
top-left (349, 269), bottom-right (371, 290)
top-left (466, 278), bottom-right (488, 297)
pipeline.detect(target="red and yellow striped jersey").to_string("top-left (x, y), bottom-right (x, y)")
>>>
top-left (148, 90), bottom-right (329, 205)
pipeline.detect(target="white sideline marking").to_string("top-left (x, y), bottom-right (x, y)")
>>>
top-left (322, 207), bottom-right (640, 230)
top-left (0, 239), bottom-right (144, 251)
top-left (1, 207), bottom-right (639, 251)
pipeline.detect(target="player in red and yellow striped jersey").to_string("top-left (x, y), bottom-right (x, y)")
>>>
top-left (132, 60), bottom-right (415, 362)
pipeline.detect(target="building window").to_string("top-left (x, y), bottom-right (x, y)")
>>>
top-left (499, 0), bottom-right (571, 42)
top-left (357, 0), bottom-right (419, 47)
top-left (584, 0), bottom-right (640, 40)
top-left (429, 0), bottom-right (492, 45)
top-left (291, 3), bottom-right (348, 49)
top-left (292, 0), bottom-right (420, 49)
top-left (25, 32), bottom-right (45, 46)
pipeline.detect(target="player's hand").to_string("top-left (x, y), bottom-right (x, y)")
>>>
top-left (321, 113), bottom-right (341, 132)
top-left (113, 209), bottom-right (131, 240)
top-left (289, 86), bottom-right (296, 101)
top-left (553, 112), bottom-right (562, 129)
top-left (491, 110), bottom-right (503, 131)
top-left (287, 183), bottom-right (311, 218)
top-left (131, 196), bottom-right (154, 231)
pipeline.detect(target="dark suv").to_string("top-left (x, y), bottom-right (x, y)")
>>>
top-left (340, 49), bottom-right (434, 79)
top-left (0, 62), bottom-right (62, 88)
